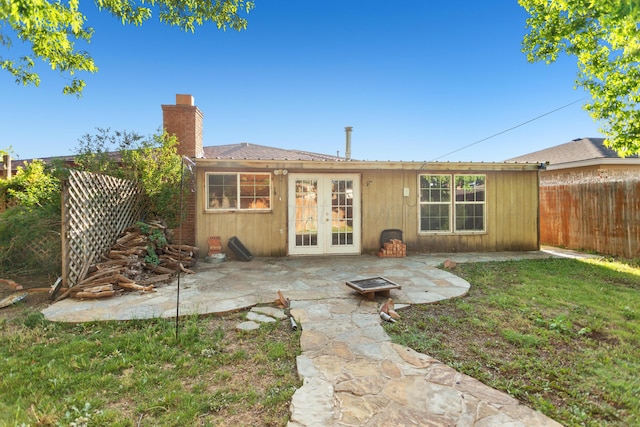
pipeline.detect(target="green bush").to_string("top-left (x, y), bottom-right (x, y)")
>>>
top-left (0, 160), bottom-right (61, 275)
top-left (0, 130), bottom-right (187, 275)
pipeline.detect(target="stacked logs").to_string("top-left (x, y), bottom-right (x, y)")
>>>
top-left (58, 221), bottom-right (199, 301)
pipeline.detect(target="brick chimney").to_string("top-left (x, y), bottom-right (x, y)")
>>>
top-left (162, 94), bottom-right (204, 158)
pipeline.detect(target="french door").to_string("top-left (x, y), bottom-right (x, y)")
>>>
top-left (288, 174), bottom-right (360, 255)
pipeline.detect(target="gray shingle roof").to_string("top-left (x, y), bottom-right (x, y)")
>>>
top-left (506, 137), bottom-right (634, 164)
top-left (202, 142), bottom-right (349, 161)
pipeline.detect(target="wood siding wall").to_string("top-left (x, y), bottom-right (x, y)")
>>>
top-left (360, 169), bottom-right (539, 253)
top-left (195, 167), bottom-right (540, 257)
top-left (195, 167), bottom-right (289, 257)
top-left (540, 178), bottom-right (640, 258)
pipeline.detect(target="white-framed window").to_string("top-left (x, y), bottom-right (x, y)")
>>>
top-left (419, 174), bottom-right (451, 232)
top-left (419, 174), bottom-right (485, 233)
top-left (205, 172), bottom-right (271, 211)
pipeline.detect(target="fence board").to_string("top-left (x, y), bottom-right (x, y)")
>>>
top-left (540, 179), bottom-right (640, 258)
top-left (62, 170), bottom-right (144, 287)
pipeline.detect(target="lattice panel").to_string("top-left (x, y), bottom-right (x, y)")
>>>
top-left (26, 232), bottom-right (61, 266)
top-left (63, 170), bottom-right (144, 287)
top-left (0, 193), bottom-right (18, 214)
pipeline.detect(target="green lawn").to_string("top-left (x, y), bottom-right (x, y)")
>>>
top-left (385, 257), bottom-right (640, 427)
top-left (0, 311), bottom-right (301, 427)
top-left (3, 256), bottom-right (639, 426)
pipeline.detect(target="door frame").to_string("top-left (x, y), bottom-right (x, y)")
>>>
top-left (287, 173), bottom-right (361, 255)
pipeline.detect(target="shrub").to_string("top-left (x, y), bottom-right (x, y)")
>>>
top-left (0, 160), bottom-right (61, 275)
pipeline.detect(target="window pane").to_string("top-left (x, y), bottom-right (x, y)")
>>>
top-left (453, 175), bottom-right (485, 231)
top-left (419, 174), bottom-right (451, 231)
top-left (239, 173), bottom-right (270, 209)
top-left (207, 174), bottom-right (237, 209)
top-left (420, 204), bottom-right (450, 231)
top-left (207, 173), bottom-right (271, 210)
top-left (295, 179), bottom-right (318, 247)
top-left (331, 179), bottom-right (354, 245)
top-left (454, 175), bottom-right (485, 202)
top-left (455, 204), bottom-right (484, 231)
top-left (420, 175), bottom-right (450, 202)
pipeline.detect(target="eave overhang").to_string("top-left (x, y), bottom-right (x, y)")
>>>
top-left (193, 158), bottom-right (541, 172)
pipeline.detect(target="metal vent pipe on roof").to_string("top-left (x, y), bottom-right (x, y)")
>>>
top-left (345, 126), bottom-right (353, 160)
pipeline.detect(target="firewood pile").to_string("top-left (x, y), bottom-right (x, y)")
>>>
top-left (57, 221), bottom-right (199, 301)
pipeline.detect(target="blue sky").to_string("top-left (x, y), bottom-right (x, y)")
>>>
top-left (1, 1), bottom-right (602, 162)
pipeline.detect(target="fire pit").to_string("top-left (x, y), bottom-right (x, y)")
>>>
top-left (345, 276), bottom-right (402, 300)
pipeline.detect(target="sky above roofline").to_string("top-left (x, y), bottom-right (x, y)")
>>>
top-left (1, 1), bottom-right (602, 163)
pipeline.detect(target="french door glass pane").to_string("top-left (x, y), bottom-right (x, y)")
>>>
top-left (331, 179), bottom-right (354, 246)
top-left (294, 179), bottom-right (318, 247)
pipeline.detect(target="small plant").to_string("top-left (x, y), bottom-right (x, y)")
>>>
top-left (577, 327), bottom-right (591, 336)
top-left (621, 306), bottom-right (637, 320)
top-left (148, 228), bottom-right (167, 247)
top-left (23, 311), bottom-right (46, 329)
top-left (548, 315), bottom-right (573, 335)
top-left (502, 329), bottom-right (544, 348)
top-left (145, 245), bottom-right (160, 265)
top-left (265, 342), bottom-right (287, 360)
top-left (136, 221), bottom-right (168, 265)
top-left (58, 402), bottom-right (101, 427)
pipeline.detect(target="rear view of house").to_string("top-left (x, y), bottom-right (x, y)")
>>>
top-left (163, 94), bottom-right (541, 257)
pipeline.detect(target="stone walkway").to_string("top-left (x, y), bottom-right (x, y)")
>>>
top-left (288, 298), bottom-right (559, 427)
top-left (41, 248), bottom-right (586, 426)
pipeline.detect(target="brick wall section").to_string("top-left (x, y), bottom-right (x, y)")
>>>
top-left (172, 188), bottom-right (197, 247)
top-left (161, 95), bottom-right (203, 246)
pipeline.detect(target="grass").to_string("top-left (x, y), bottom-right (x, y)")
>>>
top-left (4, 256), bottom-right (639, 426)
top-left (384, 257), bottom-right (640, 427)
top-left (0, 310), bottom-right (301, 426)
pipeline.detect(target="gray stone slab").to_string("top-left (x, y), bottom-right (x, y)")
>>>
top-left (251, 306), bottom-right (287, 320)
top-left (295, 355), bottom-right (321, 380)
top-left (236, 321), bottom-right (260, 331)
top-left (246, 311), bottom-right (277, 323)
top-left (288, 377), bottom-right (335, 426)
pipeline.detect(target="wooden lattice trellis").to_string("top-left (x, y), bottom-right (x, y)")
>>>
top-left (0, 193), bottom-right (18, 214)
top-left (62, 170), bottom-right (144, 287)
top-left (27, 232), bottom-right (61, 267)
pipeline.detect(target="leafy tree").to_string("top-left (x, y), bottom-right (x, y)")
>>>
top-left (520, 0), bottom-right (640, 156)
top-left (1, 0), bottom-right (254, 95)
top-left (73, 127), bottom-right (187, 226)
top-left (119, 131), bottom-right (186, 227)
top-left (74, 127), bottom-right (144, 176)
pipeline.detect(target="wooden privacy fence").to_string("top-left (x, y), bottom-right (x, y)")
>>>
top-left (540, 179), bottom-right (640, 258)
top-left (62, 170), bottom-right (144, 287)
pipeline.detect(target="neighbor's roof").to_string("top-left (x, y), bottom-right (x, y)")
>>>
top-left (506, 137), bottom-right (636, 164)
top-left (202, 142), bottom-right (350, 161)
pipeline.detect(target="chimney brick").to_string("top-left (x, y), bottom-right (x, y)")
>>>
top-left (162, 94), bottom-right (204, 158)
top-left (161, 94), bottom-right (202, 246)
